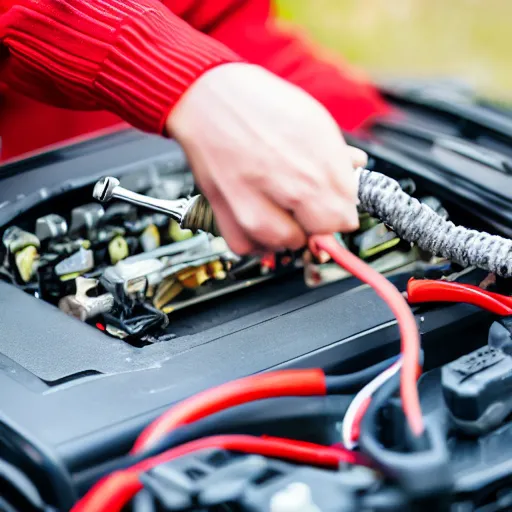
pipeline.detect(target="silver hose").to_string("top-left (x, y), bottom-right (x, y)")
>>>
top-left (357, 168), bottom-right (512, 277)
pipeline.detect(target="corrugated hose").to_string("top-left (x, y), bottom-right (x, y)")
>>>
top-left (357, 168), bottom-right (512, 277)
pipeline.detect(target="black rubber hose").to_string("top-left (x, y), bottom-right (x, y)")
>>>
top-left (325, 355), bottom-right (400, 394)
top-left (358, 373), bottom-right (453, 509)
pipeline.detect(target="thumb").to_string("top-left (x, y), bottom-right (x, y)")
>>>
top-left (348, 146), bottom-right (368, 169)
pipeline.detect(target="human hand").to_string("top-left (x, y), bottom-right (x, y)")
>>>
top-left (167, 63), bottom-right (367, 255)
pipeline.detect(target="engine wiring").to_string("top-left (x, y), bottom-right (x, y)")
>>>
top-left (69, 356), bottom-right (400, 492)
top-left (70, 233), bottom-right (426, 511)
top-left (131, 369), bottom-right (328, 453)
top-left (131, 234), bottom-right (423, 456)
top-left (357, 168), bottom-right (512, 277)
top-left (70, 435), bottom-right (364, 512)
top-left (406, 278), bottom-right (512, 315)
top-left (312, 234), bottom-right (424, 438)
top-left (2, 90), bottom-right (512, 511)
top-left (342, 358), bottom-right (403, 449)
top-left (129, 355), bottom-right (403, 456)
top-left (358, 372), bottom-right (453, 503)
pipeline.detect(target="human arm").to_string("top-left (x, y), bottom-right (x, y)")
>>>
top-left (0, 0), bottom-right (363, 253)
top-left (0, 0), bottom-right (241, 133)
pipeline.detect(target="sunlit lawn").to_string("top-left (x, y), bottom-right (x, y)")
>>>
top-left (277, 0), bottom-right (512, 101)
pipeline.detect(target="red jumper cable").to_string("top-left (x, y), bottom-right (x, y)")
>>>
top-left (406, 278), bottom-right (512, 316)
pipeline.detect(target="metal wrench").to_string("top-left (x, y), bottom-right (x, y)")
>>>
top-left (93, 177), bottom-right (219, 236)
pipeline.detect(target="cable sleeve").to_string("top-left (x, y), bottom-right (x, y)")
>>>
top-left (357, 168), bottom-right (512, 277)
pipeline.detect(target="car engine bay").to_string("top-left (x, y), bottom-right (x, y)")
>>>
top-left (1, 80), bottom-right (512, 511)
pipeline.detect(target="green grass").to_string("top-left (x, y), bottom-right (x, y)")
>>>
top-left (276, 0), bottom-right (512, 100)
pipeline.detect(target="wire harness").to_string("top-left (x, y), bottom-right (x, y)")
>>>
top-left (71, 234), bottom-right (425, 512)
top-left (357, 168), bottom-right (512, 277)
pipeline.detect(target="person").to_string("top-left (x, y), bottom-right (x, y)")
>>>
top-left (0, 0), bottom-right (390, 254)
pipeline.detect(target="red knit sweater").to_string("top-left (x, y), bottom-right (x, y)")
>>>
top-left (0, 0), bottom-right (390, 160)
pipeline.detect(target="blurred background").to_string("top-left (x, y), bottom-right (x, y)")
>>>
top-left (277, 0), bottom-right (512, 101)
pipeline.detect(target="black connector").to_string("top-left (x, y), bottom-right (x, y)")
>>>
top-left (488, 317), bottom-right (512, 355)
top-left (133, 449), bottom-right (358, 512)
top-left (442, 345), bottom-right (512, 435)
top-left (359, 374), bottom-right (453, 510)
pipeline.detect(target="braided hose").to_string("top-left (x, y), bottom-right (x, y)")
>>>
top-left (357, 168), bottom-right (512, 277)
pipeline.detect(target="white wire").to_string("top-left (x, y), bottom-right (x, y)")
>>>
top-left (342, 359), bottom-right (403, 450)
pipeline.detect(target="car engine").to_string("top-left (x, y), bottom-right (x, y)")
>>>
top-left (1, 80), bottom-right (512, 511)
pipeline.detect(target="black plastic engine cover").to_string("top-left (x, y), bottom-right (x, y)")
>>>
top-left (0, 80), bottom-right (510, 510)
top-left (0, 266), bottom-right (489, 509)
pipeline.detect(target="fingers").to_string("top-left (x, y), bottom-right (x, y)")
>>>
top-left (209, 183), bottom-right (307, 254)
top-left (331, 139), bottom-right (360, 203)
top-left (347, 145), bottom-right (366, 205)
top-left (227, 184), bottom-right (307, 252)
top-left (191, 169), bottom-right (258, 255)
top-left (209, 144), bottom-right (368, 252)
top-left (262, 176), bottom-right (359, 234)
top-left (348, 146), bottom-right (368, 169)
top-left (306, 145), bottom-right (366, 233)
top-left (210, 194), bottom-right (256, 255)
top-left (326, 144), bottom-right (367, 204)
top-left (293, 193), bottom-right (359, 234)
top-left (171, 61), bottom-right (370, 252)
top-left (261, 145), bottom-right (366, 235)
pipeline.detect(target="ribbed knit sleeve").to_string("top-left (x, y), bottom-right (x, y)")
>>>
top-left (0, 0), bottom-right (242, 133)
